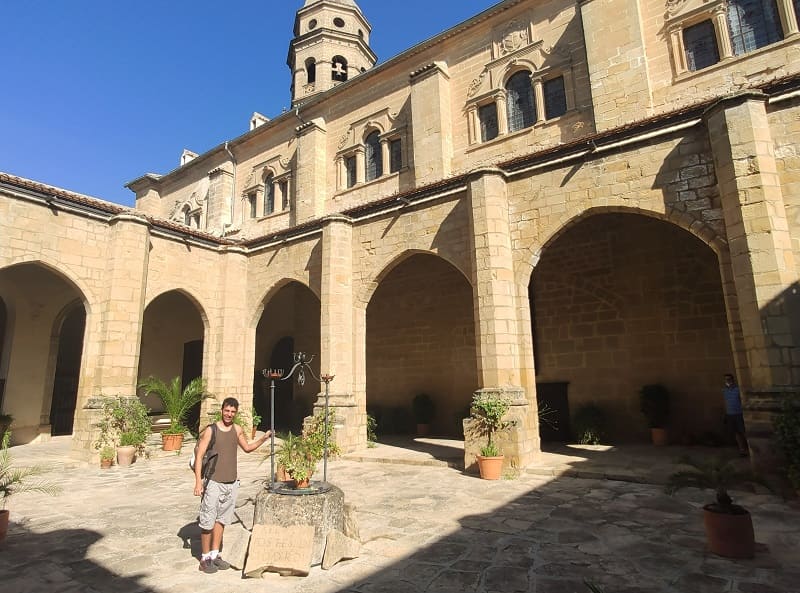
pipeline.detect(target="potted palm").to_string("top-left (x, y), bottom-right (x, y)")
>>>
top-left (274, 410), bottom-right (340, 488)
top-left (640, 384), bottom-right (670, 445)
top-left (665, 455), bottom-right (771, 558)
top-left (412, 393), bottom-right (436, 436)
top-left (470, 391), bottom-right (515, 480)
top-left (94, 396), bottom-right (151, 466)
top-left (138, 376), bottom-right (208, 451)
top-left (0, 431), bottom-right (60, 541)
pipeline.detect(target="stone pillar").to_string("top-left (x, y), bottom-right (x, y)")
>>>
top-left (208, 167), bottom-right (234, 233)
top-left (294, 118), bottom-right (327, 225)
top-left (205, 247), bottom-right (250, 416)
top-left (579, 0), bottom-right (653, 131)
top-left (706, 92), bottom-right (800, 469)
top-left (465, 170), bottom-right (540, 472)
top-left (409, 61), bottom-right (453, 185)
top-left (317, 215), bottom-right (362, 452)
top-left (495, 92), bottom-right (509, 136)
top-left (72, 213), bottom-right (151, 460)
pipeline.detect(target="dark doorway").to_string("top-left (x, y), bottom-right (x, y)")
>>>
top-left (50, 305), bottom-right (86, 435)
top-left (182, 340), bottom-right (204, 433)
top-left (536, 382), bottom-right (570, 443)
top-left (268, 337), bottom-right (296, 433)
top-left (0, 297), bottom-right (6, 411)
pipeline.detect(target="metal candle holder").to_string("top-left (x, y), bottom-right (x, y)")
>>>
top-left (261, 352), bottom-right (335, 492)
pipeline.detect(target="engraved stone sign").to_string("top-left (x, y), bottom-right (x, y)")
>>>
top-left (244, 524), bottom-right (315, 578)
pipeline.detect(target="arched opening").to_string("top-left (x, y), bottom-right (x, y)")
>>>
top-left (506, 70), bottom-right (536, 132)
top-left (138, 291), bottom-right (206, 432)
top-left (332, 55), bottom-right (348, 82)
top-left (305, 57), bottom-right (317, 85)
top-left (254, 282), bottom-right (320, 434)
top-left (366, 253), bottom-right (476, 440)
top-left (365, 131), bottom-right (382, 181)
top-left (530, 213), bottom-right (735, 446)
top-left (0, 263), bottom-right (87, 443)
top-left (49, 303), bottom-right (86, 435)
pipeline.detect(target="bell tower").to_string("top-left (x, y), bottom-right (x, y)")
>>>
top-left (288, 0), bottom-right (377, 105)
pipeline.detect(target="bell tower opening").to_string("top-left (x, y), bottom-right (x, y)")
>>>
top-left (288, 0), bottom-right (377, 105)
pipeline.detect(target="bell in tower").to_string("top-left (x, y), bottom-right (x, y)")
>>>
top-left (288, 0), bottom-right (377, 105)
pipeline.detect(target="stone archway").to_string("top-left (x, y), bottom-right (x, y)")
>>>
top-left (530, 213), bottom-right (735, 445)
top-left (366, 253), bottom-right (477, 438)
top-left (138, 291), bottom-right (206, 427)
top-left (254, 282), bottom-right (320, 434)
top-left (0, 262), bottom-right (88, 443)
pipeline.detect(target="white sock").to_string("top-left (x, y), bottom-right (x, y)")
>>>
top-left (202, 553), bottom-right (211, 561)
top-left (210, 550), bottom-right (219, 560)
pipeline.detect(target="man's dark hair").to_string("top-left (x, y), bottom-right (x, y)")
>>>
top-left (221, 397), bottom-right (240, 410)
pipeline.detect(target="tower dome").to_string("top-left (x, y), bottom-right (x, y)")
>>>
top-left (289, 0), bottom-right (376, 105)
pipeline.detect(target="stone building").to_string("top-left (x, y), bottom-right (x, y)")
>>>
top-left (1, 0), bottom-right (799, 470)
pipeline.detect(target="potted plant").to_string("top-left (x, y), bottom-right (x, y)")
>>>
top-left (773, 396), bottom-right (800, 494)
top-left (572, 403), bottom-right (606, 445)
top-left (0, 431), bottom-right (60, 541)
top-left (138, 376), bottom-right (208, 451)
top-left (412, 393), bottom-right (436, 436)
top-left (470, 391), bottom-right (515, 480)
top-left (99, 445), bottom-right (115, 469)
top-left (94, 396), bottom-right (151, 467)
top-left (640, 384), bottom-right (670, 445)
top-left (274, 410), bottom-right (340, 488)
top-left (665, 455), bottom-right (771, 558)
top-left (251, 412), bottom-right (262, 439)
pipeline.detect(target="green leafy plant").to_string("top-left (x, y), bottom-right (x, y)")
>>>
top-left (99, 445), bottom-right (115, 461)
top-left (1, 432), bottom-right (61, 510)
top-left (275, 409), bottom-right (341, 485)
top-left (138, 376), bottom-right (208, 435)
top-left (251, 412), bottom-right (262, 432)
top-left (573, 404), bottom-right (607, 445)
top-left (470, 391), bottom-right (515, 457)
top-left (665, 455), bottom-right (771, 513)
top-left (774, 396), bottom-right (800, 489)
top-left (640, 384), bottom-right (670, 428)
top-left (0, 414), bottom-right (12, 443)
top-left (366, 413), bottom-right (378, 447)
top-left (412, 393), bottom-right (436, 425)
top-left (94, 396), bottom-right (151, 453)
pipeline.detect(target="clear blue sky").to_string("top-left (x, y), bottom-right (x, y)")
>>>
top-left (1, 1), bottom-right (495, 207)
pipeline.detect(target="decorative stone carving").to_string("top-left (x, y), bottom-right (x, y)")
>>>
top-left (499, 20), bottom-right (530, 55)
top-left (467, 68), bottom-right (488, 98)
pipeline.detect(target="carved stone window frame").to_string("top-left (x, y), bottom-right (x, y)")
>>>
top-left (242, 156), bottom-right (292, 218)
top-left (336, 108), bottom-right (406, 190)
top-left (666, 0), bottom-right (799, 76)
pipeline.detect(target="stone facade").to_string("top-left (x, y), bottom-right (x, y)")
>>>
top-left (1, 0), bottom-right (800, 471)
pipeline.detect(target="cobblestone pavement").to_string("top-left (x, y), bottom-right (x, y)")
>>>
top-left (1, 438), bottom-right (799, 593)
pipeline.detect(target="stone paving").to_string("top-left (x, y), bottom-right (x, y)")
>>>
top-left (1, 437), bottom-right (799, 593)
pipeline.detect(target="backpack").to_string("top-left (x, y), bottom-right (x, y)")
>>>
top-left (189, 424), bottom-right (218, 479)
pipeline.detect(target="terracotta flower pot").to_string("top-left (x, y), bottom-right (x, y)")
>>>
top-left (0, 509), bottom-right (8, 542)
top-left (294, 478), bottom-right (311, 489)
top-left (476, 455), bottom-right (504, 480)
top-left (650, 427), bottom-right (668, 446)
top-left (703, 504), bottom-right (755, 559)
top-left (100, 458), bottom-right (113, 469)
top-left (116, 445), bottom-right (136, 467)
top-left (161, 433), bottom-right (184, 451)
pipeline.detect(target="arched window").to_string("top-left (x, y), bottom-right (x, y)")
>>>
top-left (726, 0), bottom-right (782, 55)
top-left (332, 56), bottom-right (348, 82)
top-left (305, 58), bottom-right (316, 85)
top-left (365, 131), bottom-right (382, 182)
top-left (506, 71), bottom-right (536, 133)
top-left (264, 175), bottom-right (275, 216)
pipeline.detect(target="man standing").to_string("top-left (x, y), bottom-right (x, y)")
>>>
top-left (722, 374), bottom-right (749, 457)
top-left (193, 397), bottom-right (270, 573)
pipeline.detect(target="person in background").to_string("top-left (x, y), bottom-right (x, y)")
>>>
top-left (193, 397), bottom-right (270, 574)
top-left (722, 373), bottom-right (749, 457)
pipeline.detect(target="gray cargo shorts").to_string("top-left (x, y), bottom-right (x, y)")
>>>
top-left (198, 479), bottom-right (239, 530)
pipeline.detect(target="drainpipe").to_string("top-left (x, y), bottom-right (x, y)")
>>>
top-left (224, 141), bottom-right (237, 228)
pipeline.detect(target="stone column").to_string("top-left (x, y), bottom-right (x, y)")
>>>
top-left (318, 215), bottom-right (362, 452)
top-left (409, 61), bottom-right (453, 185)
top-left (72, 213), bottom-right (151, 460)
top-left (495, 92), bottom-right (509, 136)
top-left (205, 246), bottom-right (250, 418)
top-left (294, 118), bottom-right (327, 225)
top-left (706, 92), bottom-right (800, 469)
top-left (464, 169), bottom-right (540, 473)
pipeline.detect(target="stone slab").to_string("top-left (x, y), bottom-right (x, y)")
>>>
top-left (243, 524), bottom-right (315, 578)
top-left (321, 529), bottom-right (360, 570)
